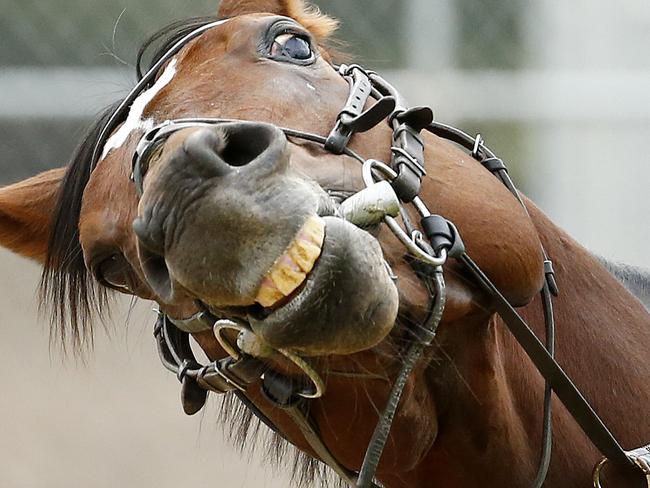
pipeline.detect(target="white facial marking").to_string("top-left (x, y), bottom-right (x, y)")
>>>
top-left (100, 58), bottom-right (178, 160)
top-left (306, 82), bottom-right (316, 92)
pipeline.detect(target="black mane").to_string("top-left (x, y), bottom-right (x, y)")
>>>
top-left (40, 16), bottom-right (219, 351)
top-left (40, 102), bottom-right (119, 350)
top-left (599, 257), bottom-right (650, 311)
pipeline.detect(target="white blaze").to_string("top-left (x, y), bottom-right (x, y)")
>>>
top-left (100, 58), bottom-right (178, 160)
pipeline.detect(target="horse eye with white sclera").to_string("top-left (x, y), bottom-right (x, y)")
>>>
top-left (271, 33), bottom-right (313, 60)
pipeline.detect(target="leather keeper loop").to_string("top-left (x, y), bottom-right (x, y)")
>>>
top-left (481, 157), bottom-right (508, 175)
top-left (421, 215), bottom-right (465, 258)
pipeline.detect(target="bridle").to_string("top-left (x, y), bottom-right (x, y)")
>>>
top-left (90, 18), bottom-right (650, 488)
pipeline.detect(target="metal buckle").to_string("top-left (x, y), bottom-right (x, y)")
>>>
top-left (472, 133), bottom-right (484, 159)
top-left (391, 146), bottom-right (426, 176)
top-left (593, 446), bottom-right (650, 487)
top-left (213, 319), bottom-right (325, 399)
top-left (390, 118), bottom-right (429, 203)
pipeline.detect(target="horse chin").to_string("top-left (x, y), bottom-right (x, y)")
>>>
top-left (247, 216), bottom-right (399, 357)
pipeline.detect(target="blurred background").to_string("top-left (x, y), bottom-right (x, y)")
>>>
top-left (1, 0), bottom-right (649, 486)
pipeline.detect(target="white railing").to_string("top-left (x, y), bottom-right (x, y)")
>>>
top-left (1, 67), bottom-right (647, 266)
top-left (3, 67), bottom-right (650, 122)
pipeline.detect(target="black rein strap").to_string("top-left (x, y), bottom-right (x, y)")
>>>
top-left (461, 253), bottom-right (632, 467)
top-left (424, 121), bottom-right (634, 469)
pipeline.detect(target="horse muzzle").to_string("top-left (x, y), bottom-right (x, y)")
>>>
top-left (132, 121), bottom-right (399, 355)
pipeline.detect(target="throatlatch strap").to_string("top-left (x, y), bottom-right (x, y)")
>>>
top-left (283, 405), bottom-right (377, 487)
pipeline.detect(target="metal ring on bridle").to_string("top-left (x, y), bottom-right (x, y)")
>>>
top-left (592, 458), bottom-right (608, 488)
top-left (275, 348), bottom-right (326, 399)
top-left (213, 320), bottom-right (325, 399)
top-left (362, 159), bottom-right (448, 267)
top-left (213, 318), bottom-right (250, 360)
top-left (362, 158), bottom-right (397, 188)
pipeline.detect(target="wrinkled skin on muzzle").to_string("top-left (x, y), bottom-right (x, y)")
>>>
top-left (133, 122), bottom-right (399, 356)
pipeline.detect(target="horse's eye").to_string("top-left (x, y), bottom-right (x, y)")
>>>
top-left (271, 33), bottom-right (313, 61)
top-left (95, 254), bottom-right (133, 293)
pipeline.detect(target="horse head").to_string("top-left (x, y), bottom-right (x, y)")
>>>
top-left (3, 1), bottom-right (648, 487)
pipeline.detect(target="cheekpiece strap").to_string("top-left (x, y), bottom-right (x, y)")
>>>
top-left (325, 64), bottom-right (395, 155)
top-left (389, 106), bottom-right (434, 202)
top-left (167, 310), bottom-right (214, 333)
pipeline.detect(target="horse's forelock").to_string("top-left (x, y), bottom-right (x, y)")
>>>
top-left (283, 0), bottom-right (339, 43)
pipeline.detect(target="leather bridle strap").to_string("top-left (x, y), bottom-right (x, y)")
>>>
top-left (424, 119), bottom-right (634, 470)
top-left (459, 253), bottom-right (633, 467)
top-left (155, 311), bottom-right (377, 486)
top-left (283, 405), bottom-right (380, 487)
top-left (426, 121), bottom-right (560, 295)
top-left (90, 18), bottom-right (231, 170)
top-left (531, 283), bottom-right (555, 488)
top-left (102, 16), bottom-right (644, 482)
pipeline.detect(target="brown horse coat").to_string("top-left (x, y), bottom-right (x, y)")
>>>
top-left (0, 1), bottom-right (648, 486)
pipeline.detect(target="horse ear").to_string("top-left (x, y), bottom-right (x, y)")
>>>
top-left (217, 0), bottom-right (338, 43)
top-left (0, 168), bottom-right (65, 263)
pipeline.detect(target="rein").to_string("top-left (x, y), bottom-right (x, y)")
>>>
top-left (92, 20), bottom-right (650, 488)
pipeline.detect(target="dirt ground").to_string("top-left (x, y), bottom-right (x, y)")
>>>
top-left (0, 249), bottom-right (294, 488)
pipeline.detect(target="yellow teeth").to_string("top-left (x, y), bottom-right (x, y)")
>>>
top-left (255, 277), bottom-right (285, 308)
top-left (288, 240), bottom-right (321, 274)
top-left (255, 216), bottom-right (325, 308)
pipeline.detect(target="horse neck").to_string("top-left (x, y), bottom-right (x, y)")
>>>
top-left (417, 200), bottom-right (650, 487)
top-left (526, 199), bottom-right (650, 382)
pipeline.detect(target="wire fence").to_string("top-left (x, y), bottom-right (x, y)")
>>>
top-left (1, 0), bottom-right (649, 264)
top-left (2, 0), bottom-right (519, 69)
top-left (0, 0), bottom-right (527, 181)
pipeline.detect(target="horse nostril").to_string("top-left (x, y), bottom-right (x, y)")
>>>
top-left (133, 218), bottom-right (175, 302)
top-left (183, 128), bottom-right (232, 177)
top-left (215, 122), bottom-right (287, 168)
top-left (140, 247), bottom-right (175, 302)
top-left (181, 123), bottom-right (287, 177)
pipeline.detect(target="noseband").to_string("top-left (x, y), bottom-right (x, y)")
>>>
top-left (92, 19), bottom-right (650, 488)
